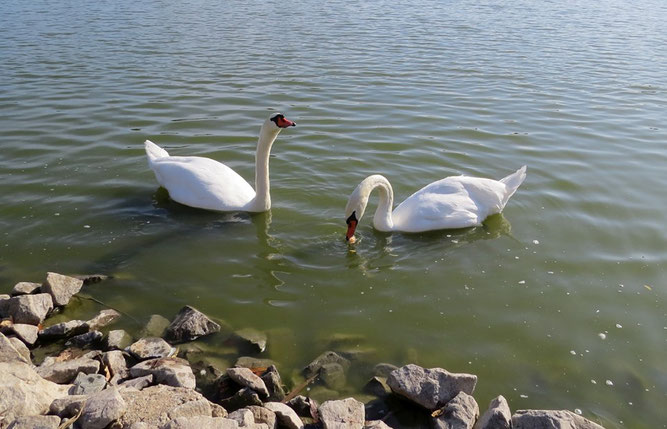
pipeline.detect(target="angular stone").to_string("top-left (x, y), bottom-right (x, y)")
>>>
top-left (80, 387), bottom-right (127, 429)
top-left (387, 364), bottom-right (477, 410)
top-left (130, 357), bottom-right (196, 389)
top-left (263, 402), bottom-right (304, 429)
top-left (373, 363), bottom-right (398, 378)
top-left (287, 396), bottom-right (317, 418)
top-left (70, 372), bottom-right (107, 395)
top-left (129, 337), bottom-right (175, 360)
top-left (7, 336), bottom-right (31, 363)
top-left (0, 294), bottom-right (10, 317)
top-left (219, 387), bottom-right (263, 412)
top-left (319, 398), bottom-right (365, 429)
top-left (432, 391), bottom-right (479, 429)
top-left (0, 333), bottom-right (30, 364)
top-left (160, 416), bottom-right (239, 429)
top-left (87, 309), bottom-right (121, 330)
top-left (227, 367), bottom-right (269, 398)
top-left (6, 293), bottom-right (54, 325)
top-left (142, 314), bottom-right (171, 338)
top-left (104, 350), bottom-right (129, 380)
top-left (119, 374), bottom-right (154, 390)
top-left (228, 408), bottom-right (255, 427)
top-left (247, 405), bottom-right (277, 429)
top-left (0, 361), bottom-right (69, 422)
top-left (42, 272), bottom-right (83, 307)
top-left (168, 399), bottom-right (212, 419)
top-left (65, 330), bottom-right (104, 348)
top-left (474, 395), bottom-right (511, 429)
top-left (232, 328), bottom-right (267, 353)
top-left (165, 305), bottom-right (221, 343)
top-left (6, 415), bottom-right (61, 429)
top-left (36, 356), bottom-right (100, 384)
top-left (511, 409), bottom-right (606, 429)
top-left (49, 394), bottom-right (88, 417)
top-left (363, 376), bottom-right (391, 397)
top-left (320, 363), bottom-right (347, 390)
top-left (235, 356), bottom-right (277, 370)
top-left (261, 365), bottom-right (285, 402)
top-left (9, 323), bottom-right (39, 346)
top-left (40, 319), bottom-right (89, 339)
top-left (303, 351), bottom-right (350, 378)
top-left (211, 403), bottom-right (229, 418)
top-left (11, 282), bottom-right (41, 296)
top-left (106, 329), bottom-right (133, 350)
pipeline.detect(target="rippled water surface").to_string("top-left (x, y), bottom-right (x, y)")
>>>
top-left (1, 0), bottom-right (666, 427)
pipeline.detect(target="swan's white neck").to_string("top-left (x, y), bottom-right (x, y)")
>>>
top-left (253, 123), bottom-right (281, 211)
top-left (364, 175), bottom-right (395, 232)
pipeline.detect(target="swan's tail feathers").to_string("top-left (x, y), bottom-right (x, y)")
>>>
top-left (145, 140), bottom-right (169, 162)
top-left (500, 165), bottom-right (527, 207)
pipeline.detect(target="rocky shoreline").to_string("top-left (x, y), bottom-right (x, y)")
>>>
top-left (0, 272), bottom-right (607, 429)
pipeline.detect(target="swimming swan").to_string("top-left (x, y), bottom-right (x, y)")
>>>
top-left (344, 166), bottom-right (526, 241)
top-left (145, 113), bottom-right (295, 212)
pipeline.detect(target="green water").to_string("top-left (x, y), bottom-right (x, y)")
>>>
top-left (1, 0), bottom-right (666, 427)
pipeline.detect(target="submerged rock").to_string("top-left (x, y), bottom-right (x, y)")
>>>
top-left (363, 376), bottom-right (391, 397)
top-left (74, 273), bottom-right (110, 285)
top-left (235, 356), bottom-right (277, 370)
top-left (128, 337), bottom-right (175, 360)
top-left (130, 357), bottom-right (196, 389)
top-left (142, 314), bottom-right (171, 338)
top-left (432, 391), bottom-right (479, 429)
top-left (6, 293), bottom-right (54, 325)
top-left (42, 272), bottom-right (83, 307)
top-left (303, 351), bottom-right (351, 379)
top-left (319, 397), bottom-right (365, 429)
top-left (511, 409), bottom-right (606, 429)
top-left (106, 329), bottom-right (133, 350)
top-left (474, 395), bottom-right (511, 429)
top-left (10, 282), bottom-right (41, 296)
top-left (232, 328), bottom-right (267, 353)
top-left (165, 305), bottom-right (221, 343)
top-left (87, 309), bottom-right (121, 330)
top-left (320, 362), bottom-right (347, 390)
top-left (387, 364), bottom-right (477, 410)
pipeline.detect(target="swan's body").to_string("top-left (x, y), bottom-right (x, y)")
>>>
top-left (345, 166), bottom-right (526, 239)
top-left (145, 113), bottom-right (295, 212)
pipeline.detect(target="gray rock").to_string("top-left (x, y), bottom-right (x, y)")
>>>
top-left (130, 357), bottom-right (196, 389)
top-left (511, 409), bottom-right (606, 429)
top-left (319, 397), bottom-right (365, 429)
top-left (65, 330), bottom-right (104, 348)
top-left (11, 282), bottom-right (41, 296)
top-left (303, 351), bottom-right (350, 378)
top-left (74, 273), bottom-right (110, 284)
top-left (6, 293), bottom-right (54, 325)
top-left (104, 350), bottom-right (129, 381)
top-left (235, 356), bottom-right (277, 369)
top-left (0, 361), bottom-right (70, 422)
top-left (70, 372), bottom-right (107, 395)
top-left (232, 328), bottom-right (267, 353)
top-left (160, 416), bottom-right (239, 429)
top-left (219, 387), bottom-right (263, 412)
top-left (364, 421), bottom-right (393, 429)
top-left (261, 365), bottom-right (285, 402)
top-left (49, 394), bottom-right (87, 417)
top-left (373, 363), bottom-right (398, 378)
top-left (227, 367), bottom-right (269, 398)
top-left (7, 336), bottom-right (31, 363)
top-left (263, 402), bottom-right (304, 429)
top-left (6, 415), bottom-right (61, 429)
top-left (40, 319), bottom-right (89, 339)
top-left (42, 272), bottom-right (83, 307)
top-left (36, 355), bottom-right (100, 384)
top-left (474, 395), bottom-right (511, 429)
top-left (432, 391), bottom-right (479, 429)
top-left (212, 403), bottom-right (229, 418)
top-left (228, 408), bottom-right (255, 427)
top-left (9, 323), bottom-right (39, 346)
top-left (119, 374), bottom-right (154, 390)
top-left (80, 386), bottom-right (127, 429)
top-left (387, 364), bottom-right (477, 410)
top-left (0, 294), bottom-right (10, 317)
top-left (0, 333), bottom-right (30, 364)
top-left (168, 399), bottom-right (212, 420)
top-left (363, 376), bottom-right (391, 397)
top-left (142, 314), bottom-right (171, 338)
top-left (320, 363), bottom-right (347, 390)
top-left (129, 337), bottom-right (175, 360)
top-left (287, 396), bottom-right (317, 418)
top-left (87, 309), bottom-right (121, 330)
top-left (106, 329), bottom-right (133, 350)
top-left (247, 405), bottom-right (277, 429)
top-left (165, 305), bottom-right (221, 343)
top-left (127, 423), bottom-right (156, 429)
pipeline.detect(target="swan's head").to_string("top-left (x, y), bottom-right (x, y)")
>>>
top-left (344, 180), bottom-right (371, 241)
top-left (267, 113), bottom-right (296, 131)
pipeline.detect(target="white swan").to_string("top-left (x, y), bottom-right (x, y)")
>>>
top-left (344, 166), bottom-right (527, 240)
top-left (145, 113), bottom-right (295, 212)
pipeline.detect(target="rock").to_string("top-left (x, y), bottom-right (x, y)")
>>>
top-left (235, 357), bottom-right (277, 369)
top-left (363, 376), bottom-right (391, 397)
top-left (7, 337), bottom-right (31, 363)
top-left (211, 403), bottom-right (229, 418)
top-left (129, 337), bottom-right (175, 360)
top-left (308, 386), bottom-right (340, 403)
top-left (42, 272), bottom-right (83, 307)
top-left (387, 364), bottom-right (477, 410)
top-left (0, 294), bottom-right (10, 317)
top-left (432, 391), bottom-right (479, 429)
top-left (104, 350), bottom-right (129, 381)
top-left (474, 395), bottom-right (511, 429)
top-left (232, 328), bottom-right (267, 353)
top-left (168, 399), bottom-right (212, 419)
top-left (373, 363), bottom-right (398, 378)
top-left (142, 314), bottom-right (171, 338)
top-left (160, 416), bottom-right (239, 429)
top-left (40, 319), bottom-right (89, 339)
top-left (0, 333), bottom-right (30, 364)
top-left (80, 386), bottom-right (127, 429)
top-left (0, 361), bottom-right (69, 422)
top-left (303, 351), bottom-right (350, 378)
top-left (11, 282), bottom-right (41, 296)
top-left (106, 329), bottom-right (133, 350)
top-left (247, 405), bottom-right (277, 429)
top-left (49, 395), bottom-right (87, 417)
top-left (6, 293), bottom-right (54, 325)
top-left (319, 397), bottom-right (365, 429)
top-left (287, 396), bottom-right (318, 418)
top-left (228, 408), bottom-right (255, 427)
top-left (165, 305), bottom-right (221, 343)
top-left (74, 273), bottom-right (110, 284)
top-left (511, 410), bottom-right (606, 429)
top-left (36, 355), bottom-right (100, 384)
top-left (87, 309), bottom-right (121, 330)
top-left (6, 415), bottom-right (61, 429)
top-left (227, 367), bottom-right (269, 398)
top-left (119, 374), bottom-right (154, 390)
top-left (130, 357), bottom-right (196, 389)
top-left (364, 421), bottom-right (393, 429)
top-left (219, 387), bottom-right (263, 412)
top-left (65, 330), bottom-right (104, 348)
top-left (320, 363), bottom-right (347, 390)
top-left (261, 365), bottom-right (285, 402)
top-left (70, 372), bottom-right (107, 395)
top-left (9, 323), bottom-right (38, 346)
top-left (263, 402), bottom-right (304, 429)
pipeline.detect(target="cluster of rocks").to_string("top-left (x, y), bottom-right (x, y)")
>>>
top-left (0, 272), bottom-right (608, 429)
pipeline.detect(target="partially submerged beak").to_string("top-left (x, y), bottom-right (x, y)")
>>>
top-left (277, 116), bottom-right (296, 128)
top-left (345, 220), bottom-right (357, 242)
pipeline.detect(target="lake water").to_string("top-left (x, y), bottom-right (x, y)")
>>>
top-left (1, 0), bottom-right (666, 427)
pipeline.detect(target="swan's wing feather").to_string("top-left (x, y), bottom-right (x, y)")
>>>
top-left (150, 156), bottom-right (255, 210)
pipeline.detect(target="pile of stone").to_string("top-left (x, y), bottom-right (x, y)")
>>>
top-left (0, 272), bottom-right (608, 429)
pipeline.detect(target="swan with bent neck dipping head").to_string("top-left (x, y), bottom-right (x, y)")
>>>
top-left (145, 113), bottom-right (295, 212)
top-left (344, 166), bottom-right (527, 241)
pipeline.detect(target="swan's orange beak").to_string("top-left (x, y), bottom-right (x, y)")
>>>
top-left (345, 220), bottom-right (357, 242)
top-left (277, 116), bottom-right (296, 128)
